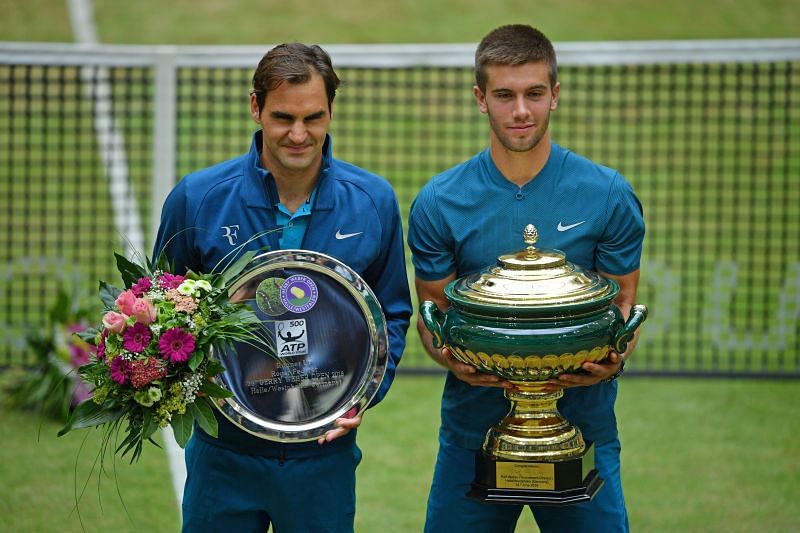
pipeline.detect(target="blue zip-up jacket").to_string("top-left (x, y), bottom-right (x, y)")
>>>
top-left (153, 131), bottom-right (412, 457)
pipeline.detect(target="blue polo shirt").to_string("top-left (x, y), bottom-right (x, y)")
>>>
top-left (274, 189), bottom-right (316, 249)
top-left (408, 143), bottom-right (645, 449)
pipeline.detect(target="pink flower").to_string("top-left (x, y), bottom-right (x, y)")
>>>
top-left (110, 356), bottom-right (131, 385)
top-left (102, 311), bottom-right (128, 334)
top-left (159, 273), bottom-right (185, 290)
top-left (123, 322), bottom-right (152, 353)
top-left (67, 323), bottom-right (86, 335)
top-left (166, 289), bottom-right (197, 314)
top-left (131, 276), bottom-right (152, 297)
top-left (69, 344), bottom-right (91, 366)
top-left (115, 290), bottom-right (137, 315)
top-left (132, 297), bottom-right (157, 324)
top-left (71, 380), bottom-right (92, 406)
top-left (158, 327), bottom-right (195, 363)
top-left (96, 329), bottom-right (109, 360)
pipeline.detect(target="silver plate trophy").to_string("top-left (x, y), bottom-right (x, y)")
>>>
top-left (210, 250), bottom-right (388, 442)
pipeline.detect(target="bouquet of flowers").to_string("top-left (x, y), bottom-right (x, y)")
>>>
top-left (2, 288), bottom-right (94, 420)
top-left (59, 250), bottom-right (271, 462)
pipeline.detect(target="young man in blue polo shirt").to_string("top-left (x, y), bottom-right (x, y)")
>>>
top-left (154, 43), bottom-right (412, 532)
top-left (408, 25), bottom-right (645, 532)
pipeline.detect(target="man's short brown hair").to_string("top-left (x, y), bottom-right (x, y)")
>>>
top-left (252, 42), bottom-right (340, 111)
top-left (475, 25), bottom-right (557, 92)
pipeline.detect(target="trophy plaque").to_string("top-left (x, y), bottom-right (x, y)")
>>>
top-left (210, 250), bottom-right (388, 442)
top-left (421, 224), bottom-right (647, 506)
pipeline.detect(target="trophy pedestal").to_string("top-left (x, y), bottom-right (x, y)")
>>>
top-left (468, 442), bottom-right (603, 506)
top-left (467, 386), bottom-right (604, 506)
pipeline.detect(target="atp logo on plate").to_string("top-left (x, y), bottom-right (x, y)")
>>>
top-left (276, 319), bottom-right (309, 357)
top-left (279, 274), bottom-right (319, 313)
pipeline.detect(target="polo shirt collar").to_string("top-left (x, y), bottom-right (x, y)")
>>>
top-left (242, 131), bottom-right (335, 210)
top-left (480, 141), bottom-right (560, 190)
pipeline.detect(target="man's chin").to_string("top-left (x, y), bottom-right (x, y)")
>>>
top-left (501, 138), bottom-right (540, 153)
top-left (279, 154), bottom-right (315, 171)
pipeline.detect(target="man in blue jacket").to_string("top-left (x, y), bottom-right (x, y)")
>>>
top-left (408, 25), bottom-right (644, 532)
top-left (154, 42), bottom-right (412, 532)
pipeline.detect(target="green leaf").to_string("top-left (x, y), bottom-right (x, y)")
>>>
top-left (220, 249), bottom-right (258, 287)
top-left (199, 379), bottom-right (233, 398)
top-left (204, 359), bottom-right (226, 377)
top-left (169, 411), bottom-right (195, 448)
top-left (142, 410), bottom-right (159, 441)
top-left (99, 281), bottom-right (123, 309)
top-left (188, 399), bottom-right (218, 437)
top-left (187, 350), bottom-right (204, 371)
top-left (115, 252), bottom-right (147, 287)
top-left (76, 327), bottom-right (99, 344)
top-left (58, 400), bottom-right (122, 437)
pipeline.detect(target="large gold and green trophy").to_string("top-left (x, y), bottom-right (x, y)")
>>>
top-left (421, 225), bottom-right (647, 505)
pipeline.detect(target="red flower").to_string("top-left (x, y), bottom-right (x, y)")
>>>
top-left (129, 358), bottom-right (168, 388)
top-left (158, 327), bottom-right (195, 363)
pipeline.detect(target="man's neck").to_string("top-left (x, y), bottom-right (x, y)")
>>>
top-left (275, 174), bottom-right (318, 214)
top-left (489, 133), bottom-right (552, 187)
top-left (262, 154), bottom-right (321, 215)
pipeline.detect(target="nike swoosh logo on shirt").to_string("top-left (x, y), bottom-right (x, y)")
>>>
top-left (335, 230), bottom-right (363, 240)
top-left (557, 221), bottom-right (586, 232)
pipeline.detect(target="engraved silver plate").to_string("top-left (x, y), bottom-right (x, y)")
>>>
top-left (211, 250), bottom-right (388, 442)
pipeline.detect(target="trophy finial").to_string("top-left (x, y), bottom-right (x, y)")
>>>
top-left (523, 224), bottom-right (538, 248)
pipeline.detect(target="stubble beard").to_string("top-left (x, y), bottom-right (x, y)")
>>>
top-left (489, 110), bottom-right (551, 153)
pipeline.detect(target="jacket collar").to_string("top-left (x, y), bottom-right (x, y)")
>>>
top-left (242, 130), bottom-right (335, 211)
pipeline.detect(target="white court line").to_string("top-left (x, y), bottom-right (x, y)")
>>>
top-left (66, 0), bottom-right (185, 512)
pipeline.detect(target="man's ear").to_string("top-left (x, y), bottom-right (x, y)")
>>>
top-left (474, 85), bottom-right (488, 114)
top-left (250, 92), bottom-right (261, 122)
top-left (550, 82), bottom-right (560, 111)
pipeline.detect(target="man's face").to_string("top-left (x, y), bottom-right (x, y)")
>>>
top-left (250, 72), bottom-right (332, 177)
top-left (474, 61), bottom-right (559, 153)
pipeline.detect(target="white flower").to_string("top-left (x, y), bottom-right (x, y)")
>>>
top-left (194, 280), bottom-right (213, 293)
top-left (181, 373), bottom-right (203, 404)
top-left (177, 279), bottom-right (197, 296)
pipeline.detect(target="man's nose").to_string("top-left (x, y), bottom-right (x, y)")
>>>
top-left (511, 95), bottom-right (530, 120)
top-left (288, 122), bottom-right (308, 143)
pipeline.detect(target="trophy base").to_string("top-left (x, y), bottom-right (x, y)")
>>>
top-left (467, 441), bottom-right (604, 506)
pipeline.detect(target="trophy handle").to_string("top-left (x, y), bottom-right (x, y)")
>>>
top-left (420, 301), bottom-right (446, 349)
top-left (612, 304), bottom-right (648, 354)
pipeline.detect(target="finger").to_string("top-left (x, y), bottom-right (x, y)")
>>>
top-left (335, 416), bottom-right (361, 430)
top-left (580, 362), bottom-right (609, 376)
top-left (463, 374), bottom-right (513, 389)
top-left (318, 426), bottom-right (350, 444)
top-left (556, 373), bottom-right (598, 386)
top-left (451, 361), bottom-right (477, 375)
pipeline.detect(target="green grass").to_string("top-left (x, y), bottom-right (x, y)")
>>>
top-left (358, 375), bottom-right (800, 532)
top-left (0, 403), bottom-right (179, 532)
top-left (3, 0), bottom-right (798, 43)
top-left (1, 376), bottom-right (797, 531)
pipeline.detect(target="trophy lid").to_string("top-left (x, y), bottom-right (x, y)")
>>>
top-left (447, 224), bottom-right (616, 311)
